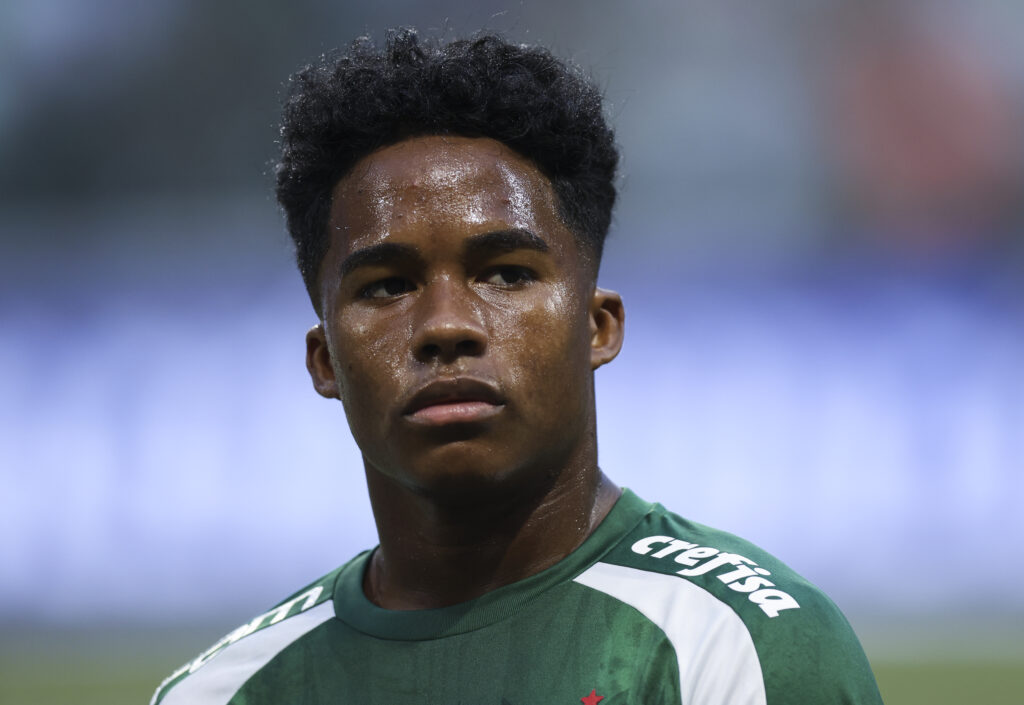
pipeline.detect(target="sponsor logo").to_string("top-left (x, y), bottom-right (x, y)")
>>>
top-left (187, 585), bottom-right (324, 672)
top-left (155, 584), bottom-right (325, 696)
top-left (630, 536), bottom-right (800, 618)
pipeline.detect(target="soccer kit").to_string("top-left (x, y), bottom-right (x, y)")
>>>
top-left (152, 490), bottom-right (883, 704)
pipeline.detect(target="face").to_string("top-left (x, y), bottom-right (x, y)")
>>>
top-left (306, 136), bottom-right (623, 501)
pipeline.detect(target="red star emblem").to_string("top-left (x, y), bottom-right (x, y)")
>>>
top-left (581, 689), bottom-right (604, 705)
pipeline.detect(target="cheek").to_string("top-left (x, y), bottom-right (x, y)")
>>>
top-left (507, 288), bottom-right (590, 396)
top-left (332, 312), bottom-right (409, 401)
top-left (539, 284), bottom-right (591, 357)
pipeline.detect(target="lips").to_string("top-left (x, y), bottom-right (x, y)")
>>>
top-left (402, 378), bottom-right (505, 426)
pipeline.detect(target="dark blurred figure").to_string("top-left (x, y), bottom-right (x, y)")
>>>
top-left (818, 1), bottom-right (1024, 269)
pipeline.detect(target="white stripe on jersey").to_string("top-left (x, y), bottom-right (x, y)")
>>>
top-left (573, 561), bottom-right (767, 705)
top-left (159, 601), bottom-right (335, 705)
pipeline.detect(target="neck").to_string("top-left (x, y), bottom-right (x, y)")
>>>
top-left (362, 459), bottom-right (620, 610)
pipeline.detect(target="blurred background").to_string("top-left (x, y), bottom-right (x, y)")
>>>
top-left (2, 0), bottom-right (1023, 703)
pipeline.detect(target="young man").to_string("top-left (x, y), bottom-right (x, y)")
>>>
top-left (152, 30), bottom-right (883, 705)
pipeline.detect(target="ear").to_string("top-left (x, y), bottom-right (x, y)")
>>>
top-left (589, 287), bottom-right (625, 370)
top-left (306, 323), bottom-right (340, 399)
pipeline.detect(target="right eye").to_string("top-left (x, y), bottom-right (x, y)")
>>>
top-left (359, 277), bottom-right (415, 299)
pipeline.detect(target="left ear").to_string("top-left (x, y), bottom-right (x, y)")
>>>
top-left (306, 323), bottom-right (341, 399)
top-left (589, 287), bottom-right (625, 370)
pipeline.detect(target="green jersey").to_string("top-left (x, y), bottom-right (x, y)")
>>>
top-left (152, 490), bottom-right (882, 704)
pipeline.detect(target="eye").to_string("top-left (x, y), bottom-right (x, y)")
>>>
top-left (359, 277), bottom-right (415, 299)
top-left (482, 266), bottom-right (535, 287)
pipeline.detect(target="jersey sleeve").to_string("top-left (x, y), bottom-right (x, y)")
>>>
top-left (603, 505), bottom-right (884, 705)
top-left (750, 584), bottom-right (883, 705)
top-left (149, 565), bottom-right (347, 705)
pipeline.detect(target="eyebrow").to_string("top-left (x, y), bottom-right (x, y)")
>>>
top-left (338, 228), bottom-right (550, 280)
top-left (463, 229), bottom-right (550, 259)
top-left (338, 242), bottom-right (424, 280)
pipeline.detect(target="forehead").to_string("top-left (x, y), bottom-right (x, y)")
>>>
top-left (328, 136), bottom-right (569, 250)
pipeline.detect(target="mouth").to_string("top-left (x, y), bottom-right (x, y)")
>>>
top-left (402, 378), bottom-right (505, 427)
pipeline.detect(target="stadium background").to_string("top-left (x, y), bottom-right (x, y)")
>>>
top-left (2, 0), bottom-right (1023, 702)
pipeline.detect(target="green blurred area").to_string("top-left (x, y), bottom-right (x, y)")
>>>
top-left (1, 624), bottom-right (1021, 705)
top-left (872, 662), bottom-right (1022, 705)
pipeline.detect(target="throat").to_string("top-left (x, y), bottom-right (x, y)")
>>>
top-left (363, 470), bottom-right (620, 610)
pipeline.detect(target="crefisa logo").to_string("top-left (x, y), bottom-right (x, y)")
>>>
top-left (631, 536), bottom-right (801, 618)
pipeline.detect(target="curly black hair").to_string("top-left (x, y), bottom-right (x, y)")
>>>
top-left (275, 28), bottom-right (619, 310)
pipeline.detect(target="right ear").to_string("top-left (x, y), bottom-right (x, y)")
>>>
top-left (305, 323), bottom-right (340, 399)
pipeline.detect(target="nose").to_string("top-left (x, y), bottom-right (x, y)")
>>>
top-left (411, 278), bottom-right (487, 363)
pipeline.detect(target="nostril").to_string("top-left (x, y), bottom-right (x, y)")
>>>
top-left (416, 336), bottom-right (485, 363)
top-left (455, 339), bottom-right (483, 356)
top-left (420, 342), bottom-right (442, 359)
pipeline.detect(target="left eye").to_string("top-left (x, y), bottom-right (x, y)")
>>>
top-left (360, 277), bottom-right (415, 299)
top-left (482, 266), bottom-right (535, 287)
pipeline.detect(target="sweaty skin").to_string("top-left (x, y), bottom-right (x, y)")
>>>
top-left (305, 136), bottom-right (625, 609)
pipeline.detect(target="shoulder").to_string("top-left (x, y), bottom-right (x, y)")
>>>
top-left (150, 557), bottom-right (360, 705)
top-left (574, 497), bottom-right (882, 705)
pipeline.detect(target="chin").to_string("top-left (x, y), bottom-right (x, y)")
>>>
top-left (403, 456), bottom-right (557, 510)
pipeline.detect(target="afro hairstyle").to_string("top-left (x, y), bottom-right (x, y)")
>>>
top-left (276, 28), bottom-right (619, 310)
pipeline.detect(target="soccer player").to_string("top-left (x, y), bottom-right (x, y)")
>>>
top-left (151, 30), bottom-right (883, 705)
